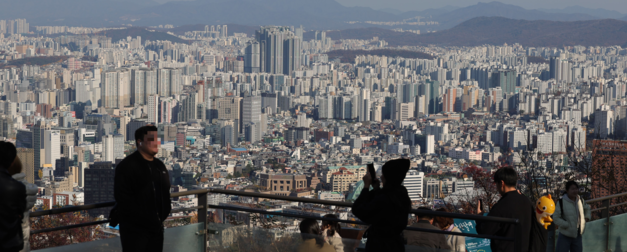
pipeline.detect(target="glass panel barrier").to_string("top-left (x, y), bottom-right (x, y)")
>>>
top-left (555, 212), bottom-right (627, 252)
top-left (34, 223), bottom-right (205, 252)
top-left (607, 213), bottom-right (627, 252)
top-left (205, 219), bottom-right (459, 252)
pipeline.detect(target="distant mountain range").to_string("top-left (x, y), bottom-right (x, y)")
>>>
top-left (429, 2), bottom-right (600, 29)
top-left (320, 17), bottom-right (627, 47)
top-left (1, 0), bottom-right (625, 31)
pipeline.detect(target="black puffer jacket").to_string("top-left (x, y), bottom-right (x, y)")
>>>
top-left (0, 168), bottom-right (26, 252)
top-left (352, 159), bottom-right (412, 252)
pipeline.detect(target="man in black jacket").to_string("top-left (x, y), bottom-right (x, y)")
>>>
top-left (404, 207), bottom-right (451, 252)
top-left (0, 142), bottom-right (26, 252)
top-left (110, 126), bottom-right (171, 252)
top-left (476, 167), bottom-right (533, 252)
top-left (352, 159), bottom-right (412, 252)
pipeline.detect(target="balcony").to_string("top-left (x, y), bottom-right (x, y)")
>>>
top-left (29, 189), bottom-right (627, 252)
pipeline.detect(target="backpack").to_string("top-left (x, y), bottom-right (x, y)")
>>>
top-left (528, 205), bottom-right (548, 252)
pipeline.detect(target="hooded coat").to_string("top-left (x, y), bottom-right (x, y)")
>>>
top-left (352, 159), bottom-right (412, 252)
top-left (0, 142), bottom-right (26, 252)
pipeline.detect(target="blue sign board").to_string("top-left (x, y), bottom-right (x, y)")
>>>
top-left (453, 218), bottom-right (491, 252)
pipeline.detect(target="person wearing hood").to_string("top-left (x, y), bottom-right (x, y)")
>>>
top-left (7, 150), bottom-right (38, 252)
top-left (0, 141), bottom-right (27, 252)
top-left (352, 159), bottom-right (412, 252)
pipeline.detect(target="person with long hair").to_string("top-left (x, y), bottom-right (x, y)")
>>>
top-left (433, 208), bottom-right (465, 252)
top-left (298, 219), bottom-right (335, 252)
top-left (321, 214), bottom-right (344, 252)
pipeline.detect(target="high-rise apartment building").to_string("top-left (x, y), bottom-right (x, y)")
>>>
top-left (160, 97), bottom-right (176, 124)
top-left (147, 95), bottom-right (159, 125)
top-left (253, 26), bottom-right (301, 75)
top-left (244, 41), bottom-right (260, 73)
top-left (216, 96), bottom-right (242, 122)
top-left (591, 140), bottom-right (627, 207)
top-left (403, 170), bottom-right (425, 201)
top-left (17, 148), bottom-right (35, 184)
top-left (44, 130), bottom-right (61, 170)
top-left (102, 134), bottom-right (124, 162)
top-left (242, 96), bottom-right (261, 132)
top-left (84, 162), bottom-right (115, 218)
top-left (101, 70), bottom-right (131, 108)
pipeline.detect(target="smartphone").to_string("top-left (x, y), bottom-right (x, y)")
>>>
top-left (367, 163), bottom-right (379, 188)
top-left (479, 199), bottom-right (487, 213)
top-left (478, 199), bottom-right (483, 212)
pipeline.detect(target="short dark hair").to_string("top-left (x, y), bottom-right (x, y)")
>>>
top-left (565, 180), bottom-right (579, 191)
top-left (135, 125), bottom-right (158, 146)
top-left (494, 166), bottom-right (517, 187)
top-left (299, 218), bottom-right (324, 248)
top-left (416, 206), bottom-right (433, 220)
top-left (0, 141), bottom-right (17, 171)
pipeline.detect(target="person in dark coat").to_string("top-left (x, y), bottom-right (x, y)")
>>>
top-left (476, 167), bottom-right (533, 252)
top-left (404, 207), bottom-right (451, 252)
top-left (110, 126), bottom-right (171, 252)
top-left (0, 141), bottom-right (27, 252)
top-left (352, 159), bottom-right (412, 252)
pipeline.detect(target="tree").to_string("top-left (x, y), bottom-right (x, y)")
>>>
top-left (233, 171), bottom-right (242, 178)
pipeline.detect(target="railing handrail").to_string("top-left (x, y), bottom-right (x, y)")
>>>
top-left (30, 201), bottom-right (116, 218)
top-left (586, 191), bottom-right (627, 204)
top-left (29, 188), bottom-right (518, 242)
top-left (208, 204), bottom-right (514, 241)
top-left (31, 188), bottom-right (518, 224)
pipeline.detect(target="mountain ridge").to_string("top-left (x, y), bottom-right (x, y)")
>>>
top-left (0, 0), bottom-right (622, 31)
top-left (319, 17), bottom-right (627, 47)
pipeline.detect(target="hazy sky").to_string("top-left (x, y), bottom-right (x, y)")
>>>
top-left (334, 0), bottom-right (627, 13)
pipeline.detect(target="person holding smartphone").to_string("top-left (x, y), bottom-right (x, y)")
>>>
top-left (352, 159), bottom-right (411, 252)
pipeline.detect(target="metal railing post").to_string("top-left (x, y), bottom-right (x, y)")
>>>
top-left (198, 190), bottom-right (208, 252)
top-left (603, 199), bottom-right (611, 252)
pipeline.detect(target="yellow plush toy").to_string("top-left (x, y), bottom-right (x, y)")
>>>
top-left (535, 194), bottom-right (556, 229)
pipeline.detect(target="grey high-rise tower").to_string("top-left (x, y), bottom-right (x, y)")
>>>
top-left (241, 96), bottom-right (261, 132)
top-left (255, 26), bottom-right (301, 75)
top-left (244, 41), bottom-right (260, 73)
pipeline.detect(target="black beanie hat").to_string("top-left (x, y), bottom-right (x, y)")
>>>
top-left (382, 159), bottom-right (410, 188)
top-left (0, 141), bottom-right (17, 170)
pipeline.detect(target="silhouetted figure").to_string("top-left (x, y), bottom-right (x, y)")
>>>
top-left (298, 218), bottom-right (336, 252)
top-left (7, 153), bottom-right (37, 252)
top-left (110, 126), bottom-right (171, 252)
top-left (404, 207), bottom-right (451, 252)
top-left (476, 167), bottom-right (533, 252)
top-left (352, 159), bottom-right (412, 252)
top-left (0, 141), bottom-right (26, 252)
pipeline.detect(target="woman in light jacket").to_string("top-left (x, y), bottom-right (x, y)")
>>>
top-left (8, 155), bottom-right (38, 252)
top-left (434, 208), bottom-right (465, 252)
top-left (553, 181), bottom-right (591, 252)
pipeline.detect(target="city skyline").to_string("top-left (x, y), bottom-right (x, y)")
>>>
top-left (2, 10), bottom-right (626, 251)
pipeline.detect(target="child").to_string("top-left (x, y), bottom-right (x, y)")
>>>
top-left (298, 219), bottom-right (335, 252)
top-left (321, 214), bottom-right (344, 252)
